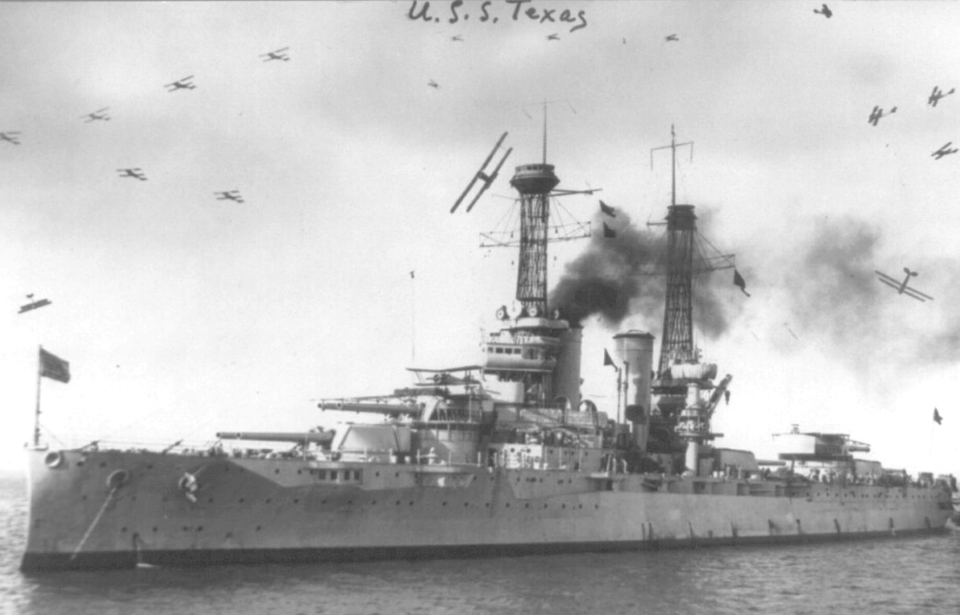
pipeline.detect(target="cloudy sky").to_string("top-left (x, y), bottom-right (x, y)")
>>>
top-left (2, 1), bottom-right (958, 474)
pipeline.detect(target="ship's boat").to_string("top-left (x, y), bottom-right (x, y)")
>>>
top-left (20, 132), bottom-right (957, 572)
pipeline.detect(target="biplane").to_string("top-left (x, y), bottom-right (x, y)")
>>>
top-left (117, 168), bottom-right (147, 181)
top-left (449, 132), bottom-right (513, 214)
top-left (18, 295), bottom-right (51, 314)
top-left (81, 107), bottom-right (110, 122)
top-left (868, 105), bottom-right (896, 126)
top-left (874, 268), bottom-right (933, 302)
top-left (813, 4), bottom-right (832, 19)
top-left (928, 85), bottom-right (955, 108)
top-left (165, 76), bottom-right (196, 92)
top-left (215, 190), bottom-right (244, 203)
top-left (261, 47), bottom-right (290, 62)
top-left (931, 142), bottom-right (958, 160)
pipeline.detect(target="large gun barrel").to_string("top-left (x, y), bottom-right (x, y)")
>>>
top-left (318, 401), bottom-right (417, 416)
top-left (216, 431), bottom-right (335, 444)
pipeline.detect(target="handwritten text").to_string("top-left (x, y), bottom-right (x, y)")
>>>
top-left (408, 0), bottom-right (588, 34)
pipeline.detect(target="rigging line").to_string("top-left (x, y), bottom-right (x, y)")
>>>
top-left (506, 198), bottom-right (521, 234)
top-left (169, 413), bottom-right (226, 447)
top-left (549, 196), bottom-right (579, 222)
top-left (71, 486), bottom-right (119, 560)
top-left (550, 199), bottom-right (590, 237)
top-left (484, 198), bottom-right (521, 243)
top-left (695, 230), bottom-right (737, 269)
top-left (692, 237), bottom-right (727, 273)
top-left (490, 197), bottom-right (517, 230)
top-left (86, 401), bottom-right (184, 445)
top-left (35, 423), bottom-right (68, 448)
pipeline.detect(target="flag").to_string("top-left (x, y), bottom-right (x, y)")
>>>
top-left (733, 269), bottom-right (751, 297)
top-left (39, 348), bottom-right (70, 383)
top-left (934, 408), bottom-right (942, 425)
top-left (603, 349), bottom-right (616, 368)
top-left (602, 222), bottom-right (616, 238)
top-left (599, 200), bottom-right (616, 217)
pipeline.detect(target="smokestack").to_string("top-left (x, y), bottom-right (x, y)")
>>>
top-left (550, 326), bottom-right (583, 409)
top-left (613, 330), bottom-right (655, 452)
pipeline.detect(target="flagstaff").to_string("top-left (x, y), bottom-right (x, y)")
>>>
top-left (34, 346), bottom-right (72, 448)
top-left (34, 346), bottom-right (42, 448)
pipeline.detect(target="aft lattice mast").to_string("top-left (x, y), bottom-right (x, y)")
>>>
top-left (653, 125), bottom-right (697, 374)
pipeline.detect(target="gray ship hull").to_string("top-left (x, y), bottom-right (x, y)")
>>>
top-left (22, 448), bottom-right (954, 572)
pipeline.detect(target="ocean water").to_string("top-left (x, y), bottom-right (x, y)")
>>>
top-left (2, 472), bottom-right (959, 615)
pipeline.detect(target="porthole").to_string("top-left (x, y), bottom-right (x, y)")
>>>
top-left (44, 451), bottom-right (65, 469)
top-left (106, 469), bottom-right (129, 489)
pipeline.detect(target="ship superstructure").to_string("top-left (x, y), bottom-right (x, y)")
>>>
top-left (642, 127), bottom-right (733, 477)
top-left (20, 129), bottom-right (956, 572)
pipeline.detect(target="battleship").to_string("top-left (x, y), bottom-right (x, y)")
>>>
top-left (21, 129), bottom-right (957, 572)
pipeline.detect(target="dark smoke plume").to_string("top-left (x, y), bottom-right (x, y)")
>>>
top-left (782, 218), bottom-right (883, 347)
top-left (780, 217), bottom-right (960, 369)
top-left (549, 207), bottom-right (736, 338)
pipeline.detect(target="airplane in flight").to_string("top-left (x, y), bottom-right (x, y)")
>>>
top-left (260, 47), bottom-right (290, 62)
top-left (450, 132), bottom-right (512, 214)
top-left (874, 268), bottom-right (934, 302)
top-left (932, 142), bottom-right (958, 160)
top-left (117, 168), bottom-right (147, 181)
top-left (1, 131), bottom-right (21, 145)
top-left (214, 190), bottom-right (244, 203)
top-left (18, 294), bottom-right (52, 314)
top-left (813, 4), bottom-right (832, 18)
top-left (868, 105), bottom-right (896, 126)
top-left (165, 76), bottom-right (196, 92)
top-left (665, 34), bottom-right (679, 42)
top-left (928, 85), bottom-right (955, 107)
top-left (81, 107), bottom-right (110, 122)
top-left (428, 79), bottom-right (439, 89)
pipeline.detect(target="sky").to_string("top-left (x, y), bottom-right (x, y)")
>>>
top-left (1, 1), bottom-right (958, 476)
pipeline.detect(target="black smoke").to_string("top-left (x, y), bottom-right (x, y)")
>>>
top-left (782, 218), bottom-right (884, 347)
top-left (549, 206), bottom-right (736, 339)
